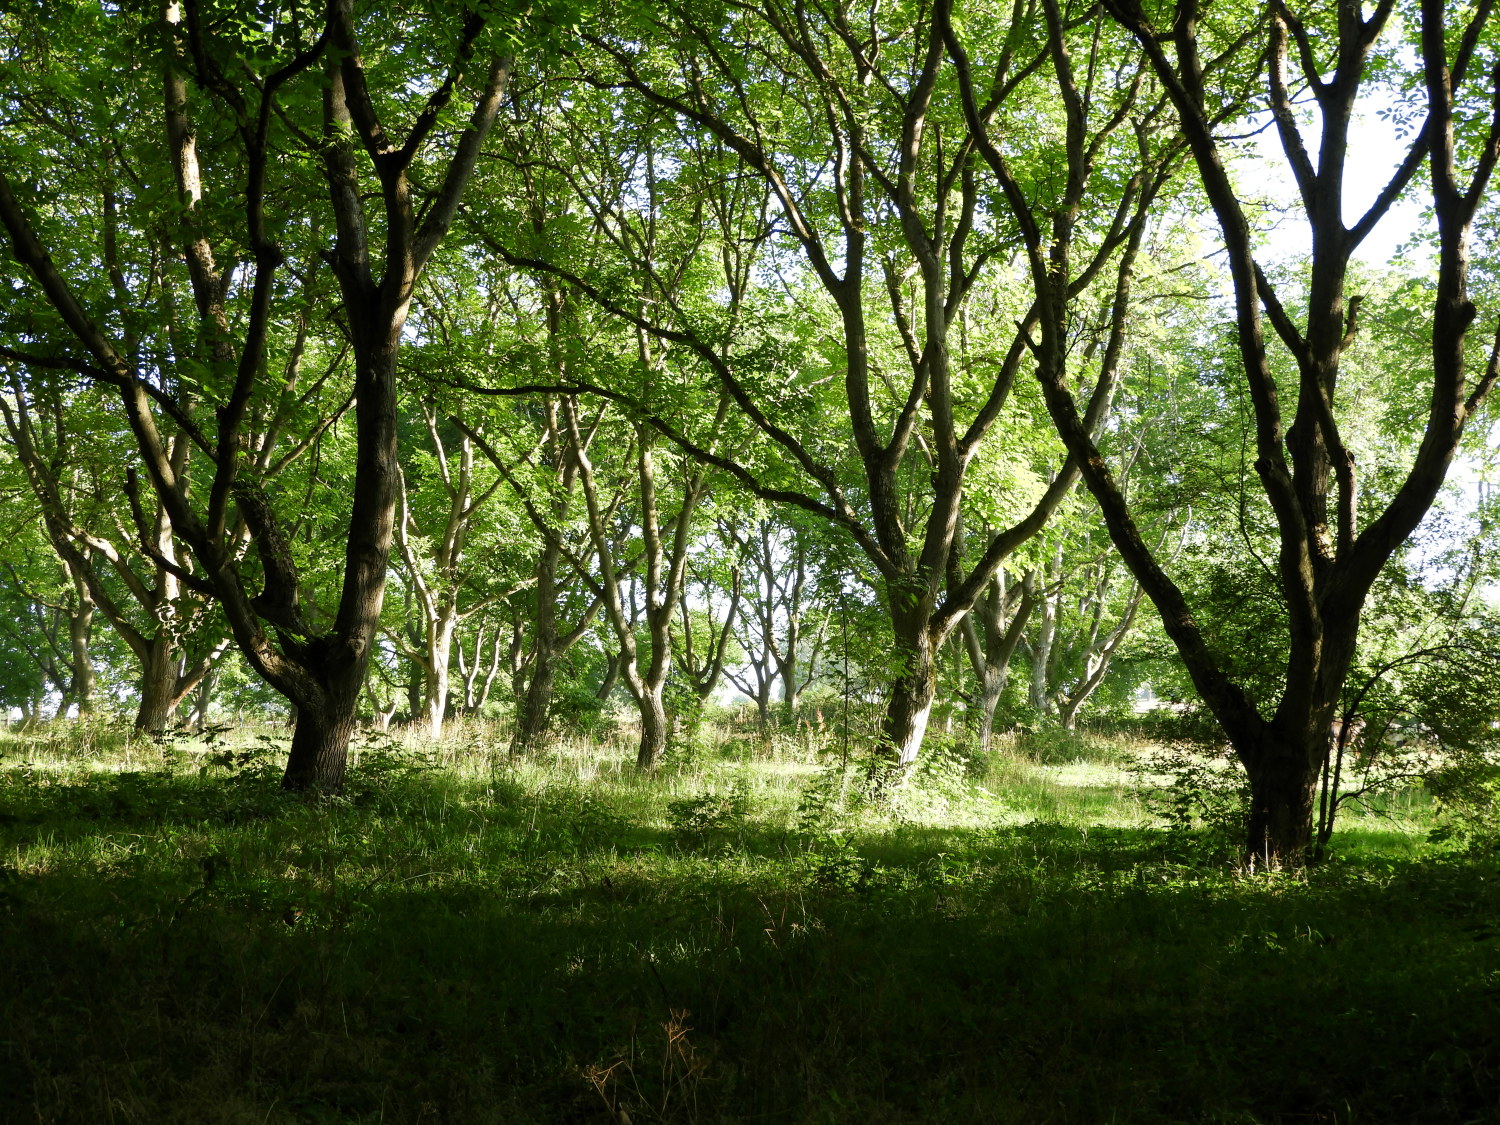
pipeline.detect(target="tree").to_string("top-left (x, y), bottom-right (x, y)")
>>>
top-left (0, 0), bottom-right (512, 789)
top-left (477, 0), bottom-right (1171, 768)
top-left (2, 357), bottom-right (232, 731)
top-left (1027, 0), bottom-right (1500, 860)
top-left (724, 513), bottom-right (831, 741)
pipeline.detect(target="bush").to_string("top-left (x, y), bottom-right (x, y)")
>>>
top-left (550, 681), bottom-right (612, 739)
top-left (1014, 721), bottom-right (1105, 765)
top-left (1137, 743), bottom-right (1249, 863)
top-left (666, 785), bottom-right (750, 849)
top-left (1426, 753), bottom-right (1500, 854)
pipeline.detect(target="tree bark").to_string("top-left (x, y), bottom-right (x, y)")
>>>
top-left (134, 636), bottom-right (181, 730)
top-left (636, 682), bottom-right (670, 770)
top-left (881, 599), bottom-right (937, 766)
top-left (962, 570), bottom-right (1036, 753)
top-left (64, 569), bottom-right (95, 716)
top-left (282, 679), bottom-right (360, 792)
top-left (1068, 0), bottom-right (1500, 863)
top-left (1245, 733), bottom-right (1320, 867)
top-left (421, 612), bottom-right (456, 739)
top-left (511, 541), bottom-right (559, 755)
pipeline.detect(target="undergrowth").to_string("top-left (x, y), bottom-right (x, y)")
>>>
top-left (0, 719), bottom-right (1495, 1123)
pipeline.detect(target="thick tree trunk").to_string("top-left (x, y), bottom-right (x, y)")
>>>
top-left (882, 671), bottom-right (936, 766)
top-left (134, 637), bottom-right (180, 730)
top-left (1057, 697), bottom-right (1083, 732)
top-left (636, 685), bottom-right (669, 770)
top-left (282, 689), bottom-right (360, 792)
top-left (975, 663), bottom-right (1006, 753)
top-left (513, 651), bottom-right (555, 754)
top-left (1244, 742), bottom-right (1319, 867)
top-left (518, 646), bottom-right (555, 732)
top-left (881, 621), bottom-right (937, 766)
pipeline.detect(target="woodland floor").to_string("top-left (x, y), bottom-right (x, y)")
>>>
top-left (0, 719), bottom-right (1497, 1124)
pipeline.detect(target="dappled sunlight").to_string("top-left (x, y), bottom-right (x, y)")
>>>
top-left (3, 722), bottom-right (1498, 1121)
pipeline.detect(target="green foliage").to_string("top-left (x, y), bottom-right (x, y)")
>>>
top-left (665, 784), bottom-right (750, 848)
top-left (200, 728), bottom-right (282, 785)
top-left (4, 727), bottom-right (1499, 1123)
top-left (1427, 755), bottom-right (1500, 854)
top-left (342, 731), bottom-right (440, 807)
top-left (1138, 744), bottom-right (1251, 864)
top-left (548, 678), bottom-right (611, 738)
top-left (1013, 720), bottom-right (1121, 765)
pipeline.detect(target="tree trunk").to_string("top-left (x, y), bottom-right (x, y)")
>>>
top-left (1057, 696), bottom-right (1083, 732)
top-left (755, 676), bottom-right (773, 748)
top-left (1244, 741), bottom-right (1319, 867)
top-left (881, 619), bottom-right (936, 766)
top-left (882, 672), bottom-right (936, 766)
top-left (512, 541), bottom-right (561, 755)
top-left (282, 689), bottom-right (360, 792)
top-left (405, 656), bottom-right (423, 724)
top-left (636, 684), bottom-right (669, 770)
top-left (134, 636), bottom-right (180, 731)
top-left (421, 612), bottom-right (456, 740)
top-left (190, 664), bottom-right (217, 730)
top-left (596, 650), bottom-right (621, 702)
top-left (779, 626), bottom-right (800, 726)
top-left (1028, 552), bottom-right (1063, 716)
top-left (512, 650), bottom-right (555, 755)
top-left (508, 616), bottom-right (528, 699)
top-left (66, 580), bottom-right (95, 716)
top-left (975, 663), bottom-right (1006, 753)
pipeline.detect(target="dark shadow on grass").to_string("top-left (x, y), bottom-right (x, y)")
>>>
top-left (2, 766), bottom-right (1498, 1123)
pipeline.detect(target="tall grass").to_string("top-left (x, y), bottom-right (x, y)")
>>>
top-left (1, 718), bottom-right (1495, 1122)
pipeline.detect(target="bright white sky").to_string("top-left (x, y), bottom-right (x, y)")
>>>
top-left (1243, 105), bottom-right (1431, 271)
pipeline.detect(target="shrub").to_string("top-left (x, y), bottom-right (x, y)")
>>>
top-left (1137, 743), bottom-right (1249, 863)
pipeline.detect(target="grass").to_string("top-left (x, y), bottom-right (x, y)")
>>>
top-left (1, 718), bottom-right (1497, 1123)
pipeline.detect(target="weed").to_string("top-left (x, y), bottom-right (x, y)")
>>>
top-left (0, 724), bottom-right (1493, 1124)
top-left (1137, 743), bottom-right (1251, 862)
